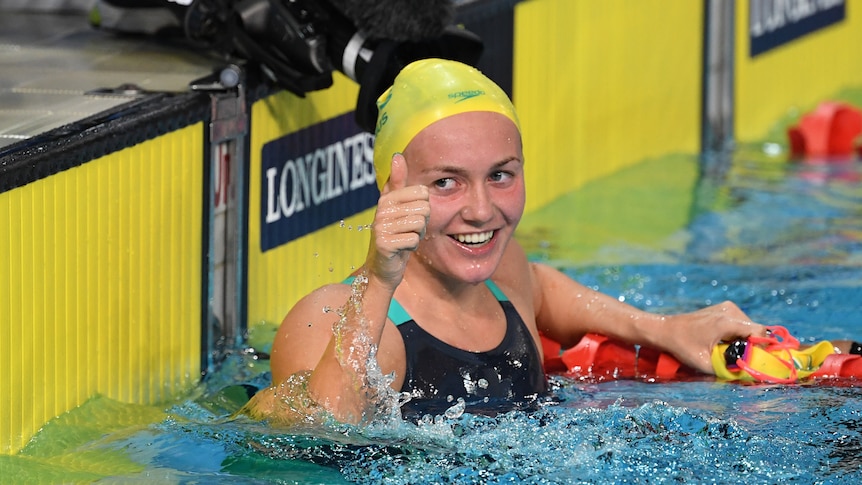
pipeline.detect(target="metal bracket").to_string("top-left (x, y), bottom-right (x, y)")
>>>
top-left (210, 85), bottom-right (248, 143)
top-left (192, 64), bottom-right (251, 375)
top-left (192, 64), bottom-right (249, 143)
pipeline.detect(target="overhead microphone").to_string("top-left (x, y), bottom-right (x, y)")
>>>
top-left (326, 0), bottom-right (482, 132)
top-left (327, 0), bottom-right (455, 41)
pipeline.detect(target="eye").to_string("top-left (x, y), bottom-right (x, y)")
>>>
top-left (433, 177), bottom-right (456, 190)
top-left (489, 171), bottom-right (513, 183)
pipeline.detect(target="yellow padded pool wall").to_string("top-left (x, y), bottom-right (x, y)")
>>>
top-left (513, 0), bottom-right (704, 212)
top-left (0, 125), bottom-right (203, 453)
top-left (736, 1), bottom-right (862, 142)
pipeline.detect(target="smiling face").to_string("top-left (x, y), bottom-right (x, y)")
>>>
top-left (402, 110), bottom-right (525, 286)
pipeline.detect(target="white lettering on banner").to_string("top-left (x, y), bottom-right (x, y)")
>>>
top-left (347, 131), bottom-right (376, 190)
top-left (751, 0), bottom-right (843, 37)
top-left (264, 132), bottom-right (376, 224)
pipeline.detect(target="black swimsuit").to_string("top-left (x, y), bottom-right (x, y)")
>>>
top-left (387, 280), bottom-right (548, 417)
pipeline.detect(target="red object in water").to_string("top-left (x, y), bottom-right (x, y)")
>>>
top-left (809, 354), bottom-right (862, 380)
top-left (541, 332), bottom-right (700, 382)
top-left (542, 332), bottom-right (862, 383)
top-left (787, 101), bottom-right (862, 158)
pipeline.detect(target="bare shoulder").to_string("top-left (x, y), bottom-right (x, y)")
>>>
top-left (491, 240), bottom-right (538, 316)
top-left (491, 241), bottom-right (569, 328)
top-left (269, 283), bottom-right (353, 383)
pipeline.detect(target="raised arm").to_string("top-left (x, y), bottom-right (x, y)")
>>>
top-left (264, 154), bottom-right (429, 423)
top-left (531, 262), bottom-right (768, 374)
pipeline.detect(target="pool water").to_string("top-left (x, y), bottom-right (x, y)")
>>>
top-left (6, 153), bottom-right (862, 484)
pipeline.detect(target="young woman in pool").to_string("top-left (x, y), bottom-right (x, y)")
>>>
top-left (254, 58), bottom-right (779, 423)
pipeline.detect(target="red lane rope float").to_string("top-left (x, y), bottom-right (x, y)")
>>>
top-left (542, 326), bottom-right (862, 384)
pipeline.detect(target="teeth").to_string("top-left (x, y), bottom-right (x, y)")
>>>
top-left (455, 231), bottom-right (494, 245)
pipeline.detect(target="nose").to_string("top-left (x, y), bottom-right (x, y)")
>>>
top-left (461, 183), bottom-right (494, 224)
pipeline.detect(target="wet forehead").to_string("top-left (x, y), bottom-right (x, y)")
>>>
top-left (403, 111), bottom-right (522, 174)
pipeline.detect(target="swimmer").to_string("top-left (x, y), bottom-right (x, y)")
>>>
top-left (250, 59), bottom-right (793, 423)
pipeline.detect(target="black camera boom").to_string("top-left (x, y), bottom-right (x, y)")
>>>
top-left (184, 0), bottom-right (483, 132)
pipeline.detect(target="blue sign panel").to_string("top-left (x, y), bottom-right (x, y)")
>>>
top-left (750, 0), bottom-right (845, 57)
top-left (260, 112), bottom-right (379, 252)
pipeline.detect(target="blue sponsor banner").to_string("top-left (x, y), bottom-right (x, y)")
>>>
top-left (260, 112), bottom-right (379, 252)
top-left (750, 0), bottom-right (846, 57)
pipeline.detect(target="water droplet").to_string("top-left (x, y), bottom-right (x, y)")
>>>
top-left (444, 397), bottom-right (466, 419)
top-left (763, 142), bottom-right (782, 156)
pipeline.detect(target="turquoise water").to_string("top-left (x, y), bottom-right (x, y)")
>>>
top-left (13, 155), bottom-right (862, 483)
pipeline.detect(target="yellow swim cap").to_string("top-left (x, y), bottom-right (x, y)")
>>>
top-left (373, 58), bottom-right (520, 191)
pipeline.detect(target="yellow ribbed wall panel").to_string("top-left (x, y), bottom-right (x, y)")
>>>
top-left (247, 74), bottom-right (374, 328)
top-left (1, 124), bottom-right (203, 454)
top-left (735, 3), bottom-right (862, 142)
top-left (513, 0), bottom-right (703, 212)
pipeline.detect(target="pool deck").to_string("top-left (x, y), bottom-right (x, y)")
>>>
top-left (0, 9), bottom-right (220, 153)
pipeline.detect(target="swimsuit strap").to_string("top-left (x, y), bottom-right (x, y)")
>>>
top-left (484, 279), bottom-right (509, 301)
top-left (342, 276), bottom-right (508, 326)
top-left (387, 298), bottom-right (413, 326)
top-left (342, 276), bottom-right (413, 325)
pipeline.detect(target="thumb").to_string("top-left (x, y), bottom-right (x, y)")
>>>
top-left (383, 153), bottom-right (408, 193)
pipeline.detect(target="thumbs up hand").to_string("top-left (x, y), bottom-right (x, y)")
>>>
top-left (367, 153), bottom-right (430, 288)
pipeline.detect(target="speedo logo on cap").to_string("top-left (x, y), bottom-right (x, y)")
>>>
top-left (449, 90), bottom-right (485, 102)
